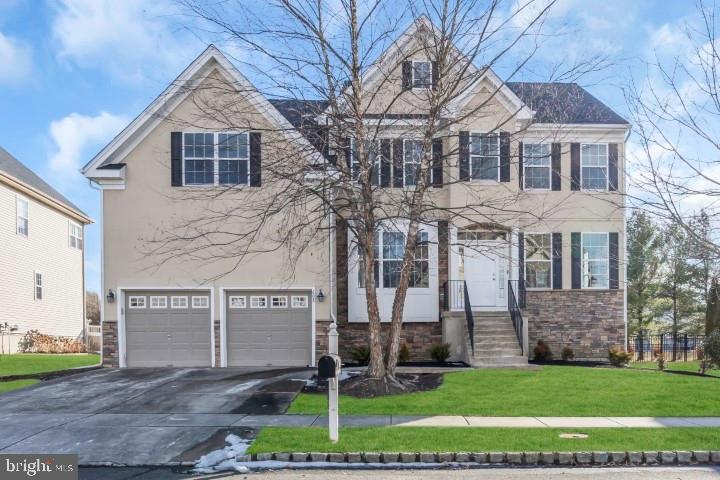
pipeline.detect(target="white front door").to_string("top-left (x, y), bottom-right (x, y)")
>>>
top-left (461, 241), bottom-right (508, 310)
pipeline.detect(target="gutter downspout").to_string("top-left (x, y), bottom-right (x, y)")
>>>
top-left (623, 126), bottom-right (632, 349)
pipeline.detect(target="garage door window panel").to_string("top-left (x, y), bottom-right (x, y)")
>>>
top-left (150, 296), bottom-right (167, 309)
top-left (129, 296), bottom-right (146, 308)
top-left (251, 296), bottom-right (267, 308)
top-left (229, 296), bottom-right (246, 308)
top-left (171, 296), bottom-right (188, 309)
top-left (291, 296), bottom-right (308, 308)
top-left (192, 296), bottom-right (209, 308)
top-left (271, 296), bottom-right (288, 308)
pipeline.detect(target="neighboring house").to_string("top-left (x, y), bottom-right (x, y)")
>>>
top-left (0, 147), bottom-right (91, 353)
top-left (82, 18), bottom-right (629, 368)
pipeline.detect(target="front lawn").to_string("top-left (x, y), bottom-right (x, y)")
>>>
top-left (289, 365), bottom-right (720, 416)
top-left (249, 427), bottom-right (720, 453)
top-left (632, 361), bottom-right (720, 377)
top-left (0, 353), bottom-right (100, 376)
top-left (0, 379), bottom-right (38, 393)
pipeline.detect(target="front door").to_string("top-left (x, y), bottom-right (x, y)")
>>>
top-left (460, 240), bottom-right (508, 310)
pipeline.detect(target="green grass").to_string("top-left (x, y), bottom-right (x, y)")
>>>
top-left (289, 365), bottom-right (720, 416)
top-left (633, 360), bottom-right (720, 377)
top-left (0, 379), bottom-right (38, 393)
top-left (0, 354), bottom-right (100, 376)
top-left (249, 427), bottom-right (720, 453)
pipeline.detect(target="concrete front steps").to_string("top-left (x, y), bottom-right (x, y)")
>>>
top-left (470, 311), bottom-right (527, 367)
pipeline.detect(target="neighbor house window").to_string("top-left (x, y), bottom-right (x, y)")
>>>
top-left (581, 143), bottom-right (608, 190)
top-left (582, 232), bottom-right (609, 289)
top-left (291, 296), bottom-right (308, 308)
top-left (150, 296), bottom-right (167, 309)
top-left (271, 296), bottom-right (288, 308)
top-left (129, 296), bottom-right (145, 308)
top-left (69, 221), bottom-right (83, 249)
top-left (350, 139), bottom-right (380, 185)
top-left (470, 134), bottom-right (499, 180)
top-left (229, 296), bottom-right (246, 308)
top-left (34, 272), bottom-right (42, 300)
top-left (403, 139), bottom-right (423, 186)
top-left (525, 234), bottom-right (552, 289)
top-left (250, 296), bottom-right (267, 308)
top-left (16, 196), bottom-right (28, 236)
top-left (192, 296), bottom-right (209, 308)
top-left (412, 61), bottom-right (432, 88)
top-left (183, 132), bottom-right (249, 186)
top-left (524, 143), bottom-right (551, 189)
top-left (171, 296), bottom-right (188, 308)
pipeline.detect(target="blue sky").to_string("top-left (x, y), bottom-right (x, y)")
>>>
top-left (0, 0), bottom-right (701, 292)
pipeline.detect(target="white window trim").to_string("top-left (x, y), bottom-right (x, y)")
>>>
top-left (128, 295), bottom-right (146, 308)
top-left (524, 232), bottom-right (553, 290)
top-left (358, 228), bottom-right (431, 290)
top-left (149, 296), bottom-right (167, 309)
top-left (192, 296), bottom-right (209, 308)
top-left (16, 195), bottom-right (28, 237)
top-left (470, 133), bottom-right (500, 182)
top-left (33, 271), bottom-right (42, 300)
top-left (411, 60), bottom-right (433, 89)
top-left (580, 142), bottom-right (609, 191)
top-left (581, 232), bottom-right (610, 290)
top-left (250, 295), bottom-right (267, 308)
top-left (69, 220), bottom-right (83, 250)
top-left (182, 132), bottom-right (250, 187)
top-left (291, 295), bottom-right (308, 308)
top-left (523, 143), bottom-right (551, 191)
top-left (229, 295), bottom-right (247, 309)
top-left (270, 295), bottom-right (288, 308)
top-left (171, 296), bottom-right (188, 308)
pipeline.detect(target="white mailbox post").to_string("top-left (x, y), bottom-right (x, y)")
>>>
top-left (327, 322), bottom-right (339, 442)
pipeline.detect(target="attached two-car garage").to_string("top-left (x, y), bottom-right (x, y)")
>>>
top-left (121, 289), bottom-right (313, 368)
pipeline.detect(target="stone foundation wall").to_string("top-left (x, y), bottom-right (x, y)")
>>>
top-left (337, 322), bottom-right (443, 361)
top-left (525, 290), bottom-right (625, 360)
top-left (101, 321), bottom-right (118, 367)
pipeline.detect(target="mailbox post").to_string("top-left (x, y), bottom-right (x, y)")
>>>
top-left (318, 322), bottom-right (340, 442)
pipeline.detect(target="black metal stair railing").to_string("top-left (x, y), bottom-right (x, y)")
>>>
top-left (443, 280), bottom-right (474, 355)
top-left (507, 280), bottom-right (525, 355)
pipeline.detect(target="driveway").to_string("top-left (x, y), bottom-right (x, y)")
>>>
top-left (0, 367), bottom-right (312, 465)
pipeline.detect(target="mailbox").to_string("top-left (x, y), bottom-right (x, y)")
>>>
top-left (318, 354), bottom-right (341, 380)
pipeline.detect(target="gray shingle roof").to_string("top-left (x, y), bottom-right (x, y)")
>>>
top-left (0, 146), bottom-right (88, 219)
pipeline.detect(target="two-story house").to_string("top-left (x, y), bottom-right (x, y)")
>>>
top-left (82, 18), bottom-right (628, 368)
top-left (0, 147), bottom-right (91, 353)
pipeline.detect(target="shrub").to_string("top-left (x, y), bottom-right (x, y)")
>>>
top-left (17, 330), bottom-right (86, 354)
top-left (429, 343), bottom-right (451, 363)
top-left (533, 340), bottom-right (553, 361)
top-left (349, 345), bottom-right (370, 365)
top-left (655, 353), bottom-right (665, 371)
top-left (398, 343), bottom-right (411, 363)
top-left (699, 330), bottom-right (720, 374)
top-left (561, 345), bottom-right (575, 362)
top-left (608, 347), bottom-right (632, 367)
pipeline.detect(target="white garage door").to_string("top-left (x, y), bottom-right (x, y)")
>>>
top-left (225, 290), bottom-right (312, 367)
top-left (124, 290), bottom-right (211, 367)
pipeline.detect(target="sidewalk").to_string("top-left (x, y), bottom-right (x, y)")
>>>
top-left (238, 415), bottom-right (720, 428)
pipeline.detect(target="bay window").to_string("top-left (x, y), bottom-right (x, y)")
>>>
top-left (358, 229), bottom-right (429, 289)
top-left (582, 232), bottom-right (609, 288)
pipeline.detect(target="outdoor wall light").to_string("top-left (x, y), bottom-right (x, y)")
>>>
top-left (316, 289), bottom-right (325, 302)
top-left (106, 289), bottom-right (115, 304)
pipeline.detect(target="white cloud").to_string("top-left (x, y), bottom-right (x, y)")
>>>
top-left (48, 112), bottom-right (128, 183)
top-left (51, 0), bottom-right (195, 83)
top-left (0, 31), bottom-right (32, 84)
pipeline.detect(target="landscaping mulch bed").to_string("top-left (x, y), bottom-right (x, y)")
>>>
top-left (303, 372), bottom-right (443, 398)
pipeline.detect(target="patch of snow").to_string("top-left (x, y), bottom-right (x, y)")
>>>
top-left (339, 371), bottom-right (360, 381)
top-left (225, 379), bottom-right (263, 394)
top-left (193, 434), bottom-right (251, 473)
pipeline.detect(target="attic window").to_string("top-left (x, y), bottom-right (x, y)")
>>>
top-left (412, 61), bottom-right (432, 88)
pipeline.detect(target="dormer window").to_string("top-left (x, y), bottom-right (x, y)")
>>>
top-left (412, 61), bottom-right (432, 88)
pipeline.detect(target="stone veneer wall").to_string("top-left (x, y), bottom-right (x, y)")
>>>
top-left (101, 322), bottom-right (119, 367)
top-left (525, 290), bottom-right (625, 360)
top-left (214, 320), bottom-right (221, 367)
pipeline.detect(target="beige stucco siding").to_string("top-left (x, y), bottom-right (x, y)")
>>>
top-left (102, 68), bottom-right (331, 326)
top-left (0, 181), bottom-right (85, 350)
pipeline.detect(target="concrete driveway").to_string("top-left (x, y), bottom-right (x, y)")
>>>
top-left (0, 367), bottom-right (312, 465)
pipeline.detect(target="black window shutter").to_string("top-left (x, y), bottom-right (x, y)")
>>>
top-left (608, 143), bottom-right (619, 191)
top-left (551, 143), bottom-right (562, 191)
top-left (552, 232), bottom-right (563, 289)
top-left (380, 139), bottom-right (392, 187)
top-left (402, 61), bottom-right (412, 91)
top-left (432, 139), bottom-right (443, 187)
top-left (459, 131), bottom-right (470, 181)
top-left (499, 132), bottom-right (510, 182)
top-left (570, 143), bottom-right (580, 191)
top-left (518, 232), bottom-right (525, 287)
top-left (249, 132), bottom-right (262, 187)
top-left (518, 141), bottom-right (524, 189)
top-left (392, 139), bottom-right (404, 187)
top-left (609, 232), bottom-right (619, 289)
top-left (171, 132), bottom-right (183, 186)
top-left (431, 61), bottom-right (438, 90)
top-left (571, 232), bottom-right (581, 289)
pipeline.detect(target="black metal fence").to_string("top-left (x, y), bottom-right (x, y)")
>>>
top-left (628, 332), bottom-right (705, 362)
